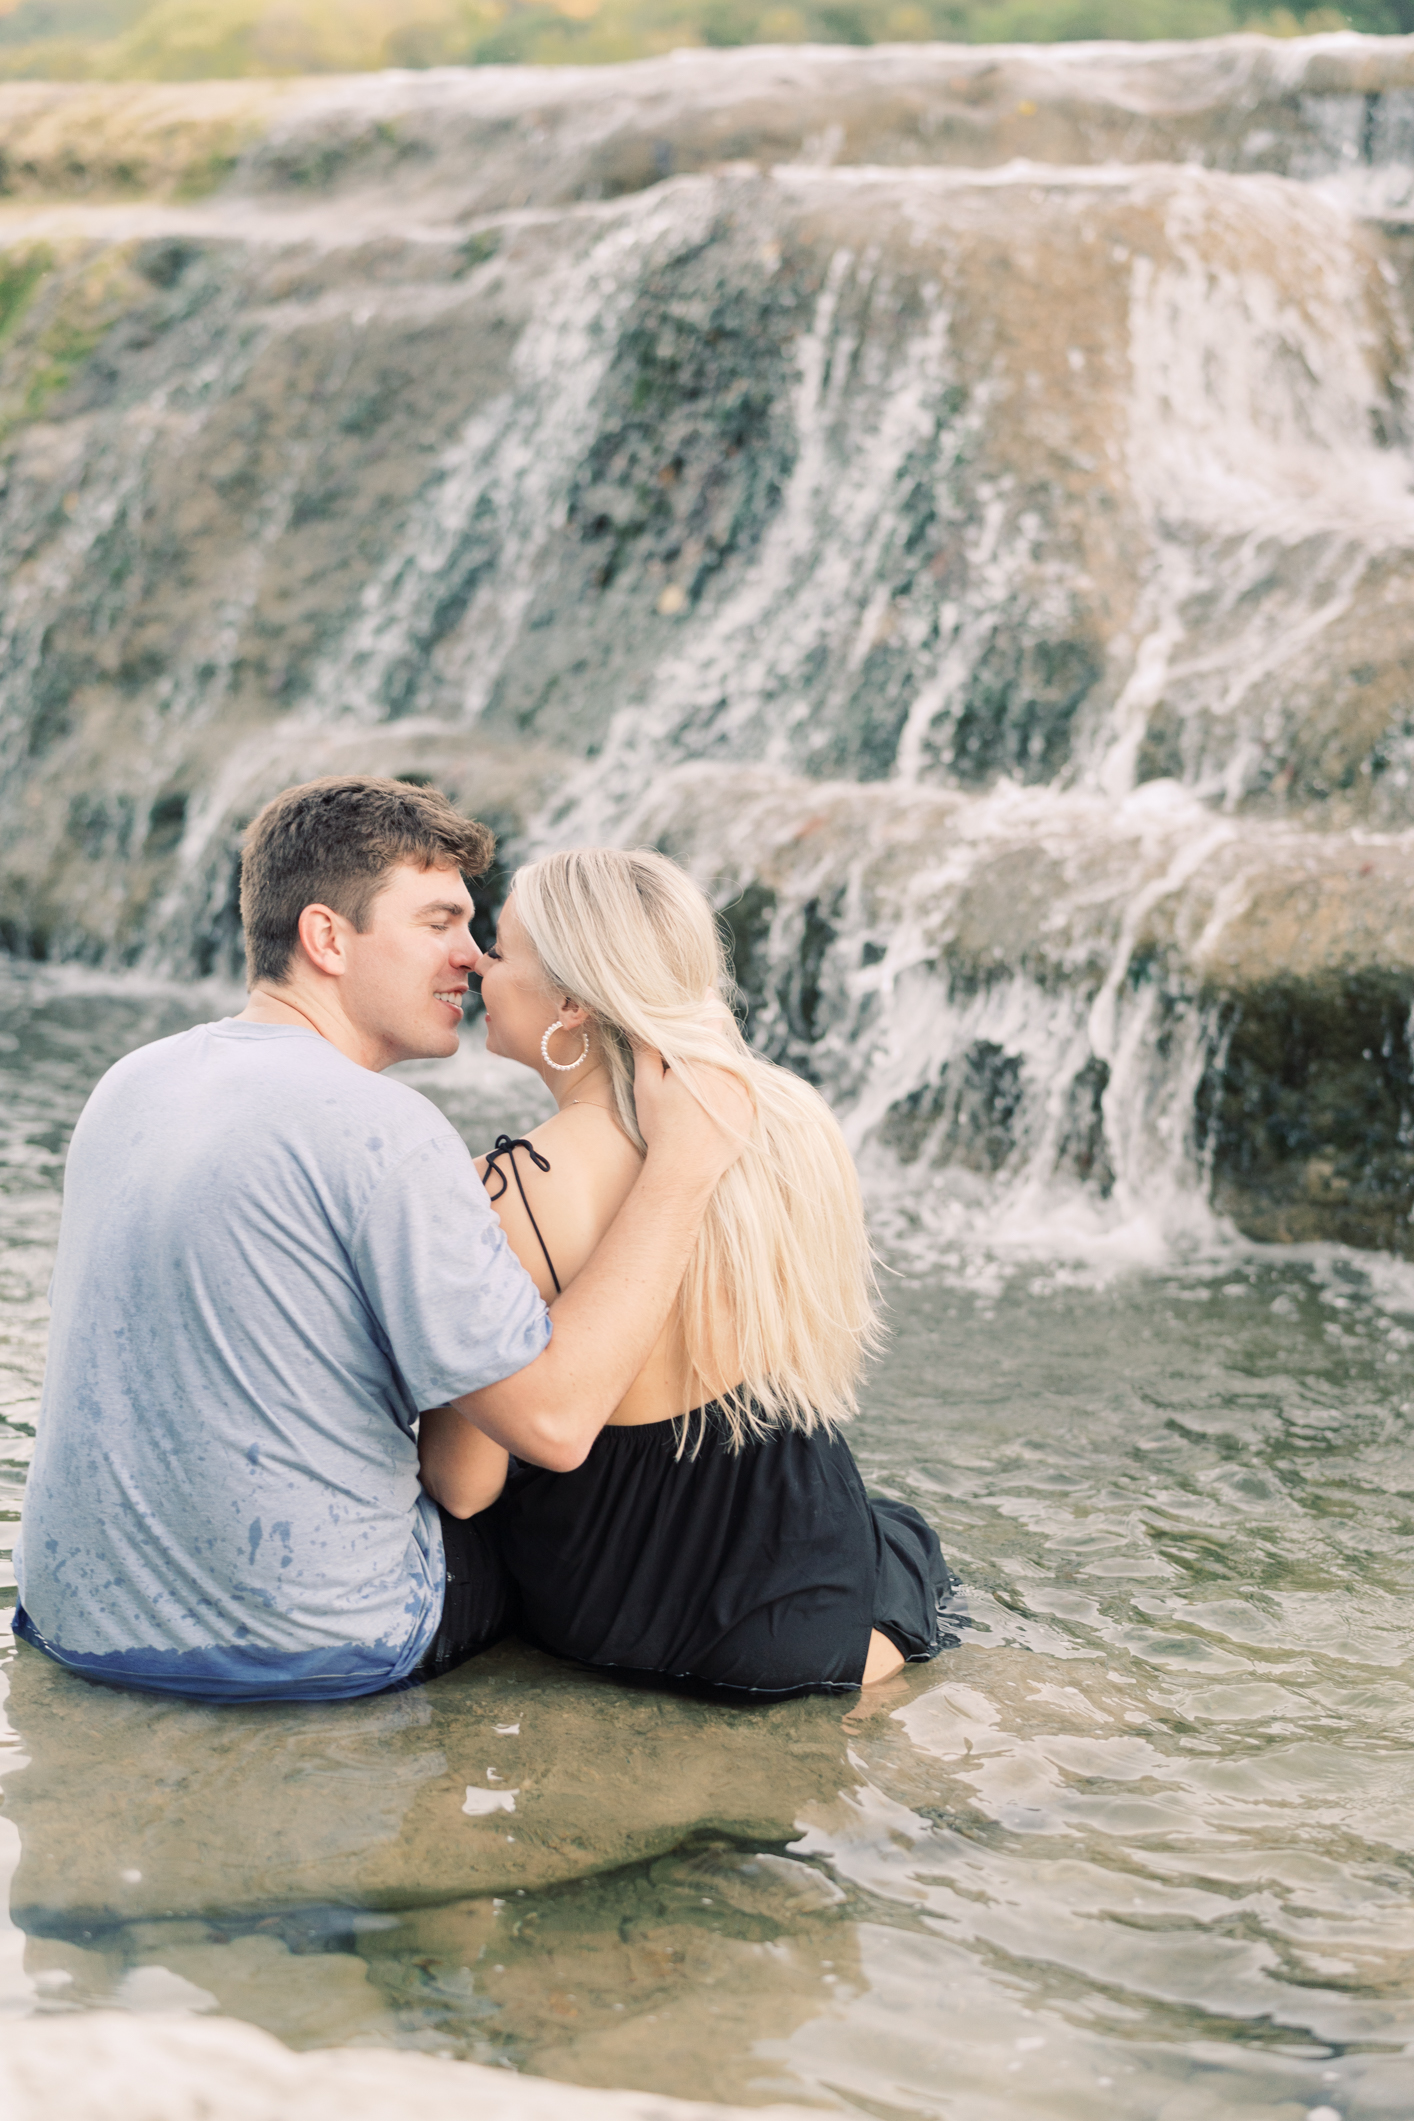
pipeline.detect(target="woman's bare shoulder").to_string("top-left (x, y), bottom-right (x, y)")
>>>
top-left (478, 1108), bottom-right (638, 1294)
top-left (528, 1106), bottom-right (642, 1199)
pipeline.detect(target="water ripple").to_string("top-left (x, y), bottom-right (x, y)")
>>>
top-left (1, 965), bottom-right (1411, 2118)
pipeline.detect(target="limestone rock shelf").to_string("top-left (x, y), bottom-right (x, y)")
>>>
top-left (1, 38), bottom-right (1414, 210)
top-left (3, 41), bottom-right (1414, 1249)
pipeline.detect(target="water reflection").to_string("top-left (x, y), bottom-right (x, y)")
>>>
top-left (3, 1639), bottom-right (862, 2099)
top-left (2, 966), bottom-right (1413, 2118)
top-left (2, 1640), bottom-right (855, 1926)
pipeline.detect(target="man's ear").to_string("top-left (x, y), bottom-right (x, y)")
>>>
top-left (296, 903), bottom-right (348, 978)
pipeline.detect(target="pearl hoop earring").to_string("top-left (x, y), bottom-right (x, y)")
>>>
top-left (541, 1020), bottom-right (590, 1072)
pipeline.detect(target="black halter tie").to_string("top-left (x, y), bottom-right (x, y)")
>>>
top-left (483, 1135), bottom-right (561, 1294)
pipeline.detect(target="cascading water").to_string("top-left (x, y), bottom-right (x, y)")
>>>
top-left (4, 38), bottom-right (1414, 1254)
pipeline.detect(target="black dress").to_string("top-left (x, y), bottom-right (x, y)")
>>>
top-left (492, 1408), bottom-right (956, 1698)
top-left (482, 1138), bottom-right (957, 1701)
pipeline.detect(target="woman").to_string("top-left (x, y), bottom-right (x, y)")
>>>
top-left (419, 848), bottom-right (954, 1696)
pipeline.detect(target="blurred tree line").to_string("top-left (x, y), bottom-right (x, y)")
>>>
top-left (0, 0), bottom-right (1404, 78)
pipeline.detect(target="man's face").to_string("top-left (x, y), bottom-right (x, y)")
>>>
top-left (339, 861), bottom-right (477, 1069)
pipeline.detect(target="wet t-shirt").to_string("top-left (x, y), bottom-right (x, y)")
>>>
top-left (13, 1021), bottom-right (550, 1702)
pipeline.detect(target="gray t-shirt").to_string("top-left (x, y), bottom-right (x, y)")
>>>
top-left (13, 1020), bottom-right (550, 1701)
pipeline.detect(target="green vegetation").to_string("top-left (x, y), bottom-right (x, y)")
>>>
top-left (0, 246), bottom-right (145, 443)
top-left (0, 0), bottom-right (1399, 79)
top-left (0, 247), bottom-right (52, 346)
top-left (21, 305), bottom-right (104, 416)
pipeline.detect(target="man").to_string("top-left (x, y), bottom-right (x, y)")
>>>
top-left (13, 775), bottom-right (747, 1701)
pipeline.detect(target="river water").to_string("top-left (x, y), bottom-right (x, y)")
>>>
top-left (1, 961), bottom-right (1410, 2120)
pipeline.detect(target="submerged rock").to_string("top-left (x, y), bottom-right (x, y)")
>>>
top-left (1, 1634), bottom-right (883, 2094)
top-left (0, 1636), bottom-right (855, 1926)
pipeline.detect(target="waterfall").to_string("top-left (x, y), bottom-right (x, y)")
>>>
top-left (3, 36), bottom-right (1414, 1253)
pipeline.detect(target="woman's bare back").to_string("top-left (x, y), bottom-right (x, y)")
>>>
top-left (480, 1102), bottom-right (737, 1424)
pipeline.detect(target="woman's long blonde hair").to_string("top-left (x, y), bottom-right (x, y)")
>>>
top-left (511, 847), bottom-right (881, 1448)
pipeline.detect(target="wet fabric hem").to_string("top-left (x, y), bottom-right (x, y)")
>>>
top-left (8, 1602), bottom-right (427, 1704)
top-left (532, 1640), bottom-right (865, 1703)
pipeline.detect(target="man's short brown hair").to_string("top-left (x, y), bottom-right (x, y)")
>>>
top-left (239, 776), bottom-right (494, 987)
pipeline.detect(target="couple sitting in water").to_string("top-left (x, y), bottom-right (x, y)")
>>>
top-left (13, 775), bottom-right (953, 1704)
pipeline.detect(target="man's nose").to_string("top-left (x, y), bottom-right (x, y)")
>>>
top-left (451, 929), bottom-right (482, 970)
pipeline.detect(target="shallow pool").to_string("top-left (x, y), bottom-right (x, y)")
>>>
top-left (1, 966), bottom-right (1410, 2120)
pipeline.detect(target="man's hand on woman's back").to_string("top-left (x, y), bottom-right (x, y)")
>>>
top-left (631, 1043), bottom-right (755, 1184)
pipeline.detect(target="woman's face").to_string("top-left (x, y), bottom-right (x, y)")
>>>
top-left (474, 893), bottom-right (568, 1068)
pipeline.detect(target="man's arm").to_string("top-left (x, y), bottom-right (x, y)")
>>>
top-left (418, 1410), bottom-right (509, 1519)
top-left (432, 1051), bottom-right (750, 1482)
